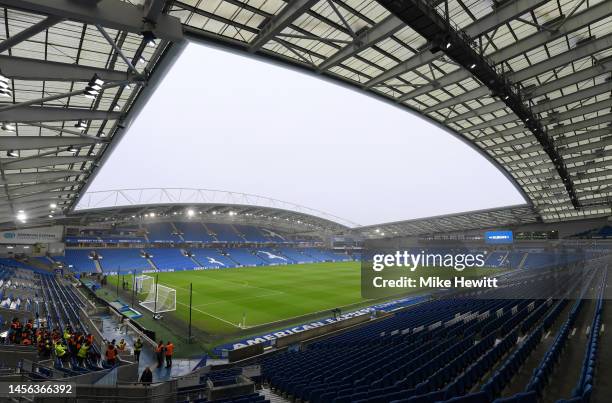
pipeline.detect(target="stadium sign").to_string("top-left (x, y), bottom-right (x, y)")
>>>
top-left (0, 226), bottom-right (63, 244)
top-left (484, 231), bottom-right (513, 244)
top-left (216, 295), bottom-right (429, 352)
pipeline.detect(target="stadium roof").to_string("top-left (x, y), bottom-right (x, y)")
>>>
top-left (356, 204), bottom-right (540, 238)
top-left (0, 0), bottom-right (611, 229)
top-left (68, 187), bottom-right (356, 233)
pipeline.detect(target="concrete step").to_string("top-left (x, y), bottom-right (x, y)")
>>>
top-left (259, 387), bottom-right (291, 403)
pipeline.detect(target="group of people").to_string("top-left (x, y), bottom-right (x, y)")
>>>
top-left (104, 337), bottom-right (144, 365)
top-left (155, 340), bottom-right (174, 368)
top-left (7, 317), bottom-right (176, 383)
top-left (7, 318), bottom-right (99, 368)
top-left (138, 340), bottom-right (175, 385)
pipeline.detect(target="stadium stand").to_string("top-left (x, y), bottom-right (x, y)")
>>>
top-left (258, 265), bottom-right (600, 403)
top-left (58, 250), bottom-right (98, 273)
top-left (175, 222), bottom-right (218, 243)
top-left (191, 249), bottom-right (237, 269)
top-left (145, 222), bottom-right (184, 243)
top-left (234, 225), bottom-right (268, 243)
top-left (146, 248), bottom-right (199, 270)
top-left (206, 223), bottom-right (245, 243)
top-left (225, 248), bottom-right (266, 266)
top-left (97, 249), bottom-right (152, 272)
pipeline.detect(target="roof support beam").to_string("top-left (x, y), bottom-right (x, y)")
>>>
top-left (0, 156), bottom-right (94, 170)
top-left (399, 33), bottom-right (612, 103)
top-left (0, 106), bottom-right (121, 122)
top-left (318, 15), bottom-right (403, 71)
top-left (366, 0), bottom-right (549, 88)
top-left (250, 0), bottom-right (319, 52)
top-left (0, 170), bottom-right (81, 185)
top-left (510, 33), bottom-right (612, 82)
top-left (0, 0), bottom-right (183, 42)
top-left (448, 80), bottom-right (612, 124)
top-left (379, 0), bottom-right (580, 207)
top-left (4, 181), bottom-right (83, 198)
top-left (1, 190), bottom-right (75, 205)
top-left (492, 1), bottom-right (611, 63)
top-left (0, 15), bottom-right (63, 53)
top-left (0, 136), bottom-right (104, 151)
top-left (427, 56), bottom-right (612, 113)
top-left (0, 55), bottom-right (132, 82)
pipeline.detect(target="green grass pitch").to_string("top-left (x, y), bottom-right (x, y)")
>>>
top-left (110, 261), bottom-right (366, 335)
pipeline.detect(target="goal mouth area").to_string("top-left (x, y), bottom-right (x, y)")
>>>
top-left (137, 279), bottom-right (177, 314)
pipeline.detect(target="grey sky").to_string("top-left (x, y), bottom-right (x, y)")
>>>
top-left (88, 43), bottom-right (525, 226)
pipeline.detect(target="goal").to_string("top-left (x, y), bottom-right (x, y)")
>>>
top-left (136, 275), bottom-right (177, 313)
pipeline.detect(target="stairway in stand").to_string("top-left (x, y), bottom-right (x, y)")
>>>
top-left (259, 387), bottom-right (291, 403)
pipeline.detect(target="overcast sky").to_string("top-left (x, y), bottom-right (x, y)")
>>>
top-left (87, 43), bottom-right (525, 226)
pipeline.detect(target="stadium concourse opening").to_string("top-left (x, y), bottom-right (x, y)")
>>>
top-left (0, 0), bottom-right (611, 402)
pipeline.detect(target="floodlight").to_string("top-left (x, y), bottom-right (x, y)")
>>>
top-left (0, 70), bottom-right (11, 97)
top-left (50, 203), bottom-right (57, 209)
top-left (142, 30), bottom-right (157, 47)
top-left (445, 42), bottom-right (451, 49)
top-left (2, 123), bottom-right (15, 132)
top-left (6, 150), bottom-right (18, 158)
top-left (469, 63), bottom-right (476, 69)
top-left (67, 145), bottom-right (78, 154)
top-left (48, 214), bottom-right (54, 218)
top-left (187, 209), bottom-right (195, 217)
top-left (84, 74), bottom-right (104, 99)
top-left (16, 211), bottom-right (27, 222)
top-left (75, 120), bottom-right (87, 131)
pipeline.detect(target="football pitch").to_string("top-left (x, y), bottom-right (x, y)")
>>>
top-left (109, 262), bottom-right (367, 335)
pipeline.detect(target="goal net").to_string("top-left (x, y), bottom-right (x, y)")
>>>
top-left (135, 275), bottom-right (154, 294)
top-left (136, 276), bottom-right (177, 313)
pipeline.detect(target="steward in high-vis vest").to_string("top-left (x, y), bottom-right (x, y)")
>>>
top-left (77, 342), bottom-right (90, 367)
top-left (55, 342), bottom-right (68, 364)
top-left (134, 338), bottom-right (143, 362)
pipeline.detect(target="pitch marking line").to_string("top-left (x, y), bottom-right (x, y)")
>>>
top-left (175, 301), bottom-right (241, 328)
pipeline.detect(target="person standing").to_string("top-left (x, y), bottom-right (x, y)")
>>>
top-left (140, 366), bottom-right (153, 384)
top-left (165, 341), bottom-right (174, 368)
top-left (105, 342), bottom-right (117, 366)
top-left (155, 341), bottom-right (164, 368)
top-left (134, 338), bottom-right (143, 362)
top-left (117, 338), bottom-right (127, 353)
top-left (77, 342), bottom-right (90, 367)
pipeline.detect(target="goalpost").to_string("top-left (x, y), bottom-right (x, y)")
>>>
top-left (135, 275), bottom-right (177, 314)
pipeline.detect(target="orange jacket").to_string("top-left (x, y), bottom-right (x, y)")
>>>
top-left (106, 346), bottom-right (116, 360)
top-left (165, 343), bottom-right (174, 356)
